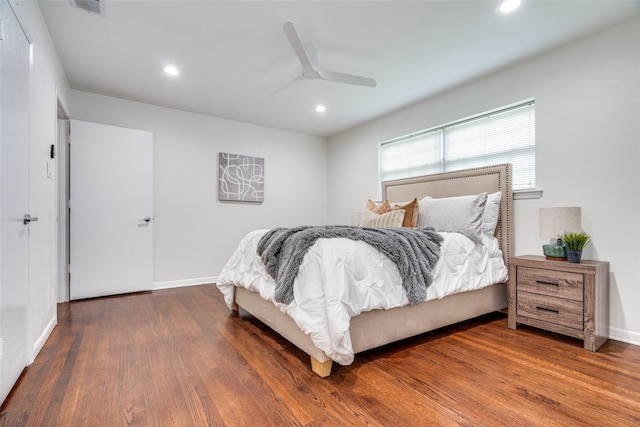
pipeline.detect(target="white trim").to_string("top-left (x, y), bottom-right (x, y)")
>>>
top-left (31, 315), bottom-right (56, 364)
top-left (152, 276), bottom-right (218, 290)
top-left (608, 325), bottom-right (640, 347)
top-left (57, 114), bottom-right (70, 303)
top-left (513, 189), bottom-right (543, 200)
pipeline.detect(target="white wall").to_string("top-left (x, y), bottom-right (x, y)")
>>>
top-left (327, 17), bottom-right (640, 344)
top-left (68, 91), bottom-right (328, 286)
top-left (9, 0), bottom-right (70, 359)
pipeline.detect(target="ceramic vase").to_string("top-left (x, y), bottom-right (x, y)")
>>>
top-left (567, 249), bottom-right (582, 263)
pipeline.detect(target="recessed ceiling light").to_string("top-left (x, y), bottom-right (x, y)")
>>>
top-left (498, 0), bottom-right (522, 14)
top-left (315, 105), bottom-right (326, 113)
top-left (164, 65), bottom-right (179, 76)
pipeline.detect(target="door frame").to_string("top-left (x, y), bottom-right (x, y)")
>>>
top-left (56, 100), bottom-right (69, 303)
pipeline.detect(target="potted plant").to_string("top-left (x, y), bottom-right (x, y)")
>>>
top-left (560, 231), bottom-right (592, 263)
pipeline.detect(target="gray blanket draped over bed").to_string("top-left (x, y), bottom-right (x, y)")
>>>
top-left (257, 225), bottom-right (443, 305)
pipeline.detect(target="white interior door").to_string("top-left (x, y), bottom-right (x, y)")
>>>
top-left (0, 0), bottom-right (31, 404)
top-left (69, 120), bottom-right (153, 300)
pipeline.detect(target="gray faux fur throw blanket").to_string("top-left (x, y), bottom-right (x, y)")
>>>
top-left (257, 225), bottom-right (443, 305)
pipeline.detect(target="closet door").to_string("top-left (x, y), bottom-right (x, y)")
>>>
top-left (69, 120), bottom-right (153, 300)
top-left (0, 0), bottom-right (31, 404)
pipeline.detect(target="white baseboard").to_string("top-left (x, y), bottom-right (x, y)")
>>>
top-left (152, 276), bottom-right (218, 290)
top-left (609, 326), bottom-right (640, 347)
top-left (31, 315), bottom-right (57, 364)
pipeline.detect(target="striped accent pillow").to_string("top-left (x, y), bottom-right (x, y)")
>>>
top-left (364, 199), bottom-right (391, 214)
top-left (359, 209), bottom-right (405, 228)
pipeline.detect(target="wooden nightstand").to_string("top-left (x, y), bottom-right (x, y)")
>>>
top-left (508, 255), bottom-right (609, 351)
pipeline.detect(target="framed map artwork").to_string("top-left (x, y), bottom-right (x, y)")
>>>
top-left (218, 153), bottom-right (264, 202)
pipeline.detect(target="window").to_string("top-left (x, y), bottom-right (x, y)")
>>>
top-left (379, 101), bottom-right (535, 190)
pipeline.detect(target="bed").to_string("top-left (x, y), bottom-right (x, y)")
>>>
top-left (216, 163), bottom-right (513, 377)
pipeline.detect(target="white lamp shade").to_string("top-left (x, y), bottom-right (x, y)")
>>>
top-left (539, 207), bottom-right (582, 238)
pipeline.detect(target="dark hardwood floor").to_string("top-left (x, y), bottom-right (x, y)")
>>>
top-left (2, 284), bottom-right (640, 426)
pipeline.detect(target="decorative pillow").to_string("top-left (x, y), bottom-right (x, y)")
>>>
top-left (482, 191), bottom-right (502, 238)
top-left (418, 192), bottom-right (488, 243)
top-left (392, 198), bottom-right (419, 228)
top-left (364, 199), bottom-right (391, 214)
top-left (359, 209), bottom-right (405, 228)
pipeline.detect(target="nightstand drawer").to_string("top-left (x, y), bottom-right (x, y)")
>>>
top-left (517, 267), bottom-right (583, 302)
top-left (517, 291), bottom-right (583, 330)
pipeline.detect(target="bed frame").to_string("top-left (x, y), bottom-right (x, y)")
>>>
top-left (232, 163), bottom-right (513, 377)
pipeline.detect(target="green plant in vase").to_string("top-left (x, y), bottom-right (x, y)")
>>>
top-left (560, 231), bottom-right (592, 263)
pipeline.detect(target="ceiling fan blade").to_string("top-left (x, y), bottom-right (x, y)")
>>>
top-left (269, 75), bottom-right (303, 95)
top-left (317, 68), bottom-right (377, 88)
top-left (282, 22), bottom-right (315, 71)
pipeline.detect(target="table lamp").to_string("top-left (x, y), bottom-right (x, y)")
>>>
top-left (539, 207), bottom-right (582, 261)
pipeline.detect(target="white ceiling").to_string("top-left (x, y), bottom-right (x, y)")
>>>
top-left (39, 0), bottom-right (640, 137)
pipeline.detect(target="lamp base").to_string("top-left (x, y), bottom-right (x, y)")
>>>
top-left (542, 243), bottom-right (568, 261)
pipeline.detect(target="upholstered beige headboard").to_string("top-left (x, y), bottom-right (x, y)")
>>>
top-left (382, 163), bottom-right (514, 267)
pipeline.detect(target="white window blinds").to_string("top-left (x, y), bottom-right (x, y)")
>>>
top-left (380, 101), bottom-right (535, 190)
top-left (380, 129), bottom-right (442, 182)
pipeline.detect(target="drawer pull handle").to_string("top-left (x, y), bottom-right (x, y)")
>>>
top-left (536, 280), bottom-right (559, 286)
top-left (536, 306), bottom-right (559, 314)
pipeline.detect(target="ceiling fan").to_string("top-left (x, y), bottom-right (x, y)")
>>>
top-left (275, 21), bottom-right (377, 92)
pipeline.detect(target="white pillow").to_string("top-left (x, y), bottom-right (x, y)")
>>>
top-left (482, 191), bottom-right (502, 238)
top-left (418, 193), bottom-right (488, 243)
top-left (359, 209), bottom-right (405, 228)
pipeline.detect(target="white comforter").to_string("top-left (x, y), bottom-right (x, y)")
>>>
top-left (216, 229), bottom-right (508, 365)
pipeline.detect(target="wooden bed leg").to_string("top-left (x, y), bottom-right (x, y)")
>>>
top-left (310, 357), bottom-right (332, 378)
top-left (230, 302), bottom-right (240, 317)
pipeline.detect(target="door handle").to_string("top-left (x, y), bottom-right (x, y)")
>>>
top-left (140, 217), bottom-right (152, 223)
top-left (23, 214), bottom-right (39, 224)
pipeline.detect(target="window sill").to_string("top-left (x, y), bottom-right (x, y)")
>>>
top-left (513, 189), bottom-right (543, 200)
